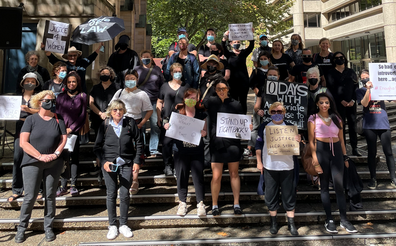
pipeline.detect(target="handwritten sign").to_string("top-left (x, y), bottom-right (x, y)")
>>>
top-left (228, 23), bottom-right (253, 41)
top-left (0, 96), bottom-right (22, 120)
top-left (165, 112), bottom-right (205, 145)
top-left (81, 17), bottom-right (112, 34)
top-left (265, 125), bottom-right (299, 155)
top-left (43, 20), bottom-right (71, 54)
top-left (216, 113), bottom-right (251, 140)
top-left (369, 63), bottom-right (396, 100)
top-left (263, 80), bottom-right (308, 130)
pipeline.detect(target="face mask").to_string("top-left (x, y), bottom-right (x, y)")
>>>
top-left (58, 71), bottom-right (67, 80)
top-left (23, 83), bottom-right (35, 91)
top-left (302, 57), bottom-right (312, 63)
top-left (100, 75), bottom-right (110, 82)
top-left (233, 43), bottom-right (241, 50)
top-left (207, 35), bottom-right (215, 42)
top-left (261, 40), bottom-right (268, 47)
top-left (178, 34), bottom-right (186, 39)
top-left (335, 58), bottom-right (345, 65)
top-left (211, 50), bottom-right (220, 56)
top-left (308, 78), bottom-right (319, 86)
top-left (184, 98), bottom-right (197, 107)
top-left (119, 44), bottom-right (128, 50)
top-left (173, 72), bottom-right (182, 80)
top-left (267, 75), bottom-right (278, 81)
top-left (207, 65), bottom-right (217, 73)
top-left (361, 78), bottom-right (370, 86)
top-left (67, 88), bottom-right (78, 94)
top-left (260, 60), bottom-right (269, 67)
top-left (142, 58), bottom-right (151, 65)
top-left (291, 40), bottom-right (299, 46)
top-left (125, 80), bottom-right (137, 88)
top-left (41, 100), bottom-right (54, 110)
top-left (271, 113), bottom-right (284, 122)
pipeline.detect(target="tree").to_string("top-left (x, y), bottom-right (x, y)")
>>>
top-left (147, 0), bottom-right (294, 57)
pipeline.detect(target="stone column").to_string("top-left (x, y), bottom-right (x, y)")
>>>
top-left (292, 0), bottom-right (305, 42)
top-left (383, 0), bottom-right (396, 62)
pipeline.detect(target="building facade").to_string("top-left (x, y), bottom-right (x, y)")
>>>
top-left (276, 0), bottom-right (395, 73)
top-left (0, 0), bottom-right (151, 94)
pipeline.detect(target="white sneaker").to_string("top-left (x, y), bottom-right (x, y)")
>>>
top-left (119, 225), bottom-right (134, 238)
top-left (107, 225), bottom-right (118, 240)
top-left (177, 201), bottom-right (187, 216)
top-left (197, 201), bottom-right (206, 216)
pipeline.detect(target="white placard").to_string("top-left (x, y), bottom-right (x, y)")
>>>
top-left (0, 96), bottom-right (22, 120)
top-left (165, 112), bottom-right (205, 145)
top-left (216, 112), bottom-right (251, 140)
top-left (64, 134), bottom-right (78, 152)
top-left (369, 63), bottom-right (396, 100)
top-left (228, 22), bottom-right (254, 41)
top-left (44, 20), bottom-right (71, 54)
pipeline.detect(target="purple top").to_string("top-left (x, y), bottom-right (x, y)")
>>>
top-left (56, 92), bottom-right (88, 133)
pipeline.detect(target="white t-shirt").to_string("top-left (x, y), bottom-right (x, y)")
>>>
top-left (110, 88), bottom-right (153, 120)
top-left (261, 121), bottom-right (294, 171)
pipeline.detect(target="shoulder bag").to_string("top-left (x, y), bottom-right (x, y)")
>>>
top-left (302, 114), bottom-right (323, 175)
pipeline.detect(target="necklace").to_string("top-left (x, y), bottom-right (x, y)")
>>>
top-left (318, 113), bottom-right (331, 122)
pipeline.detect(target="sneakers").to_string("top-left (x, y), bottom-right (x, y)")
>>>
top-left (243, 148), bottom-right (252, 157)
top-left (368, 178), bottom-right (377, 190)
top-left (197, 201), bottom-right (206, 216)
top-left (15, 230), bottom-right (25, 243)
top-left (233, 206), bottom-right (243, 215)
top-left (164, 165), bottom-right (173, 176)
top-left (212, 208), bottom-right (220, 216)
top-left (56, 186), bottom-right (68, 197)
top-left (119, 225), bottom-right (133, 238)
top-left (391, 178), bottom-right (396, 188)
top-left (340, 220), bottom-right (358, 233)
top-left (177, 202), bottom-right (187, 216)
top-left (107, 225), bottom-right (118, 240)
top-left (325, 220), bottom-right (338, 233)
top-left (70, 186), bottom-right (79, 196)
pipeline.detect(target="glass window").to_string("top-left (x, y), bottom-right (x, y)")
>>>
top-left (378, 32), bottom-right (386, 57)
top-left (329, 1), bottom-right (382, 22)
top-left (304, 14), bottom-right (320, 27)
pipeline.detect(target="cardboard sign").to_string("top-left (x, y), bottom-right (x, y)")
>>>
top-left (43, 20), bottom-right (71, 54)
top-left (165, 112), bottom-right (205, 145)
top-left (228, 22), bottom-right (254, 41)
top-left (265, 125), bottom-right (299, 155)
top-left (369, 63), bottom-right (396, 100)
top-left (0, 96), bottom-right (22, 120)
top-left (263, 80), bottom-right (308, 130)
top-left (216, 113), bottom-right (251, 140)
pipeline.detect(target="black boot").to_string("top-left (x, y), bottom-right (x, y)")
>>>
top-left (352, 148), bottom-right (361, 156)
top-left (287, 217), bottom-right (299, 236)
top-left (270, 216), bottom-right (278, 234)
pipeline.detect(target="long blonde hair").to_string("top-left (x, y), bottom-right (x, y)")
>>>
top-left (30, 90), bottom-right (55, 109)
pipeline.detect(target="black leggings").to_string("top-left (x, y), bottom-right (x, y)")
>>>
top-left (174, 151), bottom-right (205, 203)
top-left (317, 140), bottom-right (347, 221)
top-left (365, 129), bottom-right (395, 180)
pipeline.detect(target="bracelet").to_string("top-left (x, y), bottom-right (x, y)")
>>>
top-left (314, 164), bottom-right (320, 167)
top-left (343, 155), bottom-right (350, 161)
top-left (37, 154), bottom-right (42, 160)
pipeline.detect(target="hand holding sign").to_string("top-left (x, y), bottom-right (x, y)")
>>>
top-left (228, 23), bottom-right (254, 41)
top-left (265, 125), bottom-right (299, 155)
top-left (216, 113), bottom-right (251, 140)
top-left (165, 112), bottom-right (205, 145)
top-left (43, 20), bottom-right (71, 54)
top-left (369, 63), bottom-right (396, 100)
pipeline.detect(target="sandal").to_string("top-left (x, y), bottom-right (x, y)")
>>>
top-left (37, 193), bottom-right (43, 200)
top-left (129, 181), bottom-right (139, 195)
top-left (7, 194), bottom-right (22, 203)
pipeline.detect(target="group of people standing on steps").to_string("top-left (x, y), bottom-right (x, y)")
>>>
top-left (9, 26), bottom-right (396, 243)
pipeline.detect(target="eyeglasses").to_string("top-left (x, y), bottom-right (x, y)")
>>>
top-left (270, 110), bottom-right (283, 114)
top-left (112, 108), bottom-right (123, 112)
top-left (216, 88), bottom-right (228, 92)
top-left (41, 99), bottom-right (56, 103)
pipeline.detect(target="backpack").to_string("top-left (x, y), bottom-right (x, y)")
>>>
top-left (161, 42), bottom-right (178, 72)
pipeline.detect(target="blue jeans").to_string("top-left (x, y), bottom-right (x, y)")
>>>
top-left (142, 102), bottom-right (161, 155)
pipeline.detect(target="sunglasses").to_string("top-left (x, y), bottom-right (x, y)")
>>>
top-left (216, 88), bottom-right (228, 92)
top-left (41, 99), bottom-right (56, 103)
top-left (270, 110), bottom-right (283, 114)
top-left (112, 108), bottom-right (123, 112)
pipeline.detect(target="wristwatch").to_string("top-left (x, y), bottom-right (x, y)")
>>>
top-left (54, 151), bottom-right (61, 157)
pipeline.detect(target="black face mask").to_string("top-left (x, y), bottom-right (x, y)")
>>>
top-left (335, 58), bottom-right (345, 65)
top-left (207, 65), bottom-right (217, 73)
top-left (302, 57), bottom-right (312, 63)
top-left (41, 100), bottom-right (54, 110)
top-left (361, 78), bottom-right (370, 86)
top-left (67, 88), bottom-right (78, 94)
top-left (308, 78), bottom-right (319, 86)
top-left (211, 50), bottom-right (220, 56)
top-left (100, 75), bottom-right (110, 82)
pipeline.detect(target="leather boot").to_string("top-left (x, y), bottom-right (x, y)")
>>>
top-left (287, 217), bottom-right (299, 236)
top-left (269, 216), bottom-right (278, 234)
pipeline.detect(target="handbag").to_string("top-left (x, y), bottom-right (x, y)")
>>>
top-left (356, 116), bottom-right (364, 135)
top-left (301, 114), bottom-right (323, 175)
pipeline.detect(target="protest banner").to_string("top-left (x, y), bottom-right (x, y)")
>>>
top-left (369, 63), bottom-right (396, 100)
top-left (165, 112), bottom-right (205, 145)
top-left (43, 20), bottom-right (71, 54)
top-left (228, 22), bottom-right (254, 41)
top-left (265, 125), bottom-right (299, 155)
top-left (0, 96), bottom-right (22, 120)
top-left (263, 80), bottom-right (308, 130)
top-left (216, 112), bottom-right (251, 140)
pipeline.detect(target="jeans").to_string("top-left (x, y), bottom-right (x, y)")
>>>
top-left (102, 164), bottom-right (132, 226)
top-left (13, 138), bottom-right (24, 195)
top-left (142, 102), bottom-right (161, 155)
top-left (18, 159), bottom-right (63, 231)
top-left (60, 133), bottom-right (80, 187)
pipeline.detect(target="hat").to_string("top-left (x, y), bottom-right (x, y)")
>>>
top-left (259, 34), bottom-right (267, 39)
top-left (201, 55), bottom-right (224, 71)
top-left (115, 35), bottom-right (130, 50)
top-left (177, 27), bottom-right (187, 33)
top-left (62, 47), bottom-right (82, 59)
top-left (20, 72), bottom-right (39, 87)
